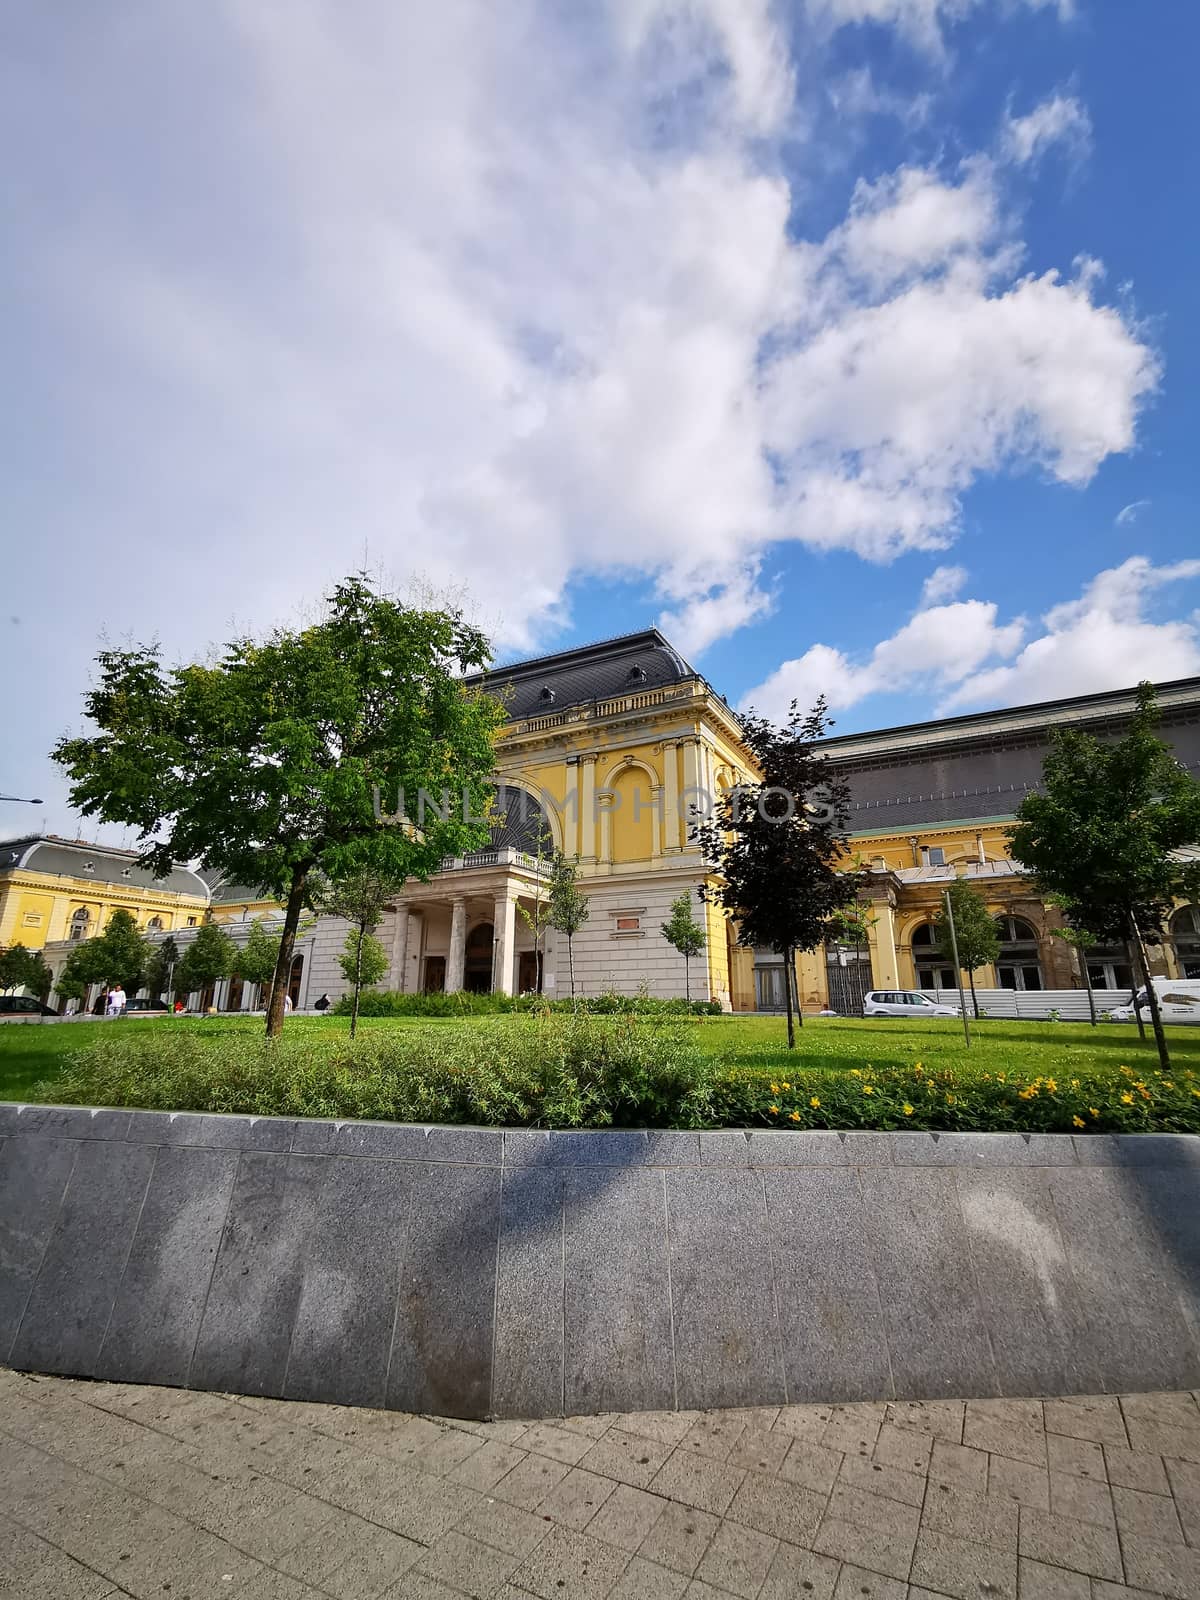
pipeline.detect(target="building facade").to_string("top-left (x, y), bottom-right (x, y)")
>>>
top-left (7, 636), bottom-right (1200, 1014)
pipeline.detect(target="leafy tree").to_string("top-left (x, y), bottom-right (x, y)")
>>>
top-left (660, 892), bottom-right (707, 1001)
top-left (933, 881), bottom-right (999, 1019)
top-left (0, 943), bottom-right (51, 996)
top-left (696, 698), bottom-right (866, 1049)
top-left (53, 962), bottom-right (88, 1007)
top-left (1010, 683), bottom-right (1200, 1069)
top-left (514, 820), bottom-right (554, 994)
top-left (144, 935), bottom-right (181, 1005)
top-left (315, 866), bottom-right (406, 1037)
top-left (176, 922), bottom-right (236, 1003)
top-left (53, 576), bottom-right (505, 1037)
top-left (1051, 922), bottom-right (1099, 1027)
top-left (64, 908), bottom-right (148, 997)
top-left (234, 919), bottom-right (283, 1009)
top-left (547, 853), bottom-right (590, 1004)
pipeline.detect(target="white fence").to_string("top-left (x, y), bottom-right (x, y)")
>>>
top-left (917, 988), bottom-right (1132, 1021)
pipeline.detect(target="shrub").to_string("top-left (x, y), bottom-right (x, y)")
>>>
top-left (335, 990), bottom-right (722, 1018)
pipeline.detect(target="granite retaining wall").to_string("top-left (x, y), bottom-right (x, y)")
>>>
top-left (2, 1103), bottom-right (1199, 1419)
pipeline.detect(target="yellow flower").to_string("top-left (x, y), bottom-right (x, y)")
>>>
top-left (902, 1103), bottom-right (914, 1116)
top-left (810, 1096), bottom-right (821, 1108)
top-left (1045, 1079), bottom-right (1058, 1094)
top-left (770, 1083), bottom-right (779, 1094)
top-left (1164, 1081), bottom-right (1174, 1089)
top-left (1120, 1092), bottom-right (1134, 1106)
top-left (863, 1084), bottom-right (875, 1095)
top-left (850, 1068), bottom-right (861, 1076)
top-left (789, 1110), bottom-right (801, 1122)
top-left (913, 1062), bottom-right (923, 1071)
top-left (781, 1081), bottom-right (791, 1090)
top-left (946, 1093), bottom-right (956, 1105)
top-left (768, 1103), bottom-right (780, 1115)
top-left (1090, 1107), bottom-right (1099, 1118)
top-left (1070, 1079), bottom-right (1080, 1089)
top-left (1072, 1116), bottom-right (1086, 1129)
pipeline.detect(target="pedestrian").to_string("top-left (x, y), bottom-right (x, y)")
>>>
top-left (107, 984), bottom-right (127, 1017)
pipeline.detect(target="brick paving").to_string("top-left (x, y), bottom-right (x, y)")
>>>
top-left (4, 1368), bottom-right (1200, 1598)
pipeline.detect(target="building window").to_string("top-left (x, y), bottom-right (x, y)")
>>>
top-left (146, 916), bottom-right (163, 932)
top-left (920, 846), bottom-right (946, 867)
top-left (1086, 944), bottom-right (1134, 991)
top-left (69, 907), bottom-right (91, 941)
top-left (995, 915), bottom-right (1042, 990)
top-left (186, 916), bottom-right (198, 926)
top-left (1171, 904), bottom-right (1200, 979)
top-left (910, 922), bottom-right (957, 990)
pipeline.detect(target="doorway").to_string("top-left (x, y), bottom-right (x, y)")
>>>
top-left (423, 956), bottom-right (446, 993)
top-left (518, 950), bottom-right (542, 994)
top-left (464, 922), bottom-right (494, 993)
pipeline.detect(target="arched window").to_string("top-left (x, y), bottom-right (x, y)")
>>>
top-left (910, 922), bottom-right (958, 992)
top-left (1171, 905), bottom-right (1200, 979)
top-left (488, 784), bottom-right (555, 857)
top-left (146, 916), bottom-right (163, 933)
top-left (69, 907), bottom-right (91, 942)
top-left (995, 915), bottom-right (1042, 991)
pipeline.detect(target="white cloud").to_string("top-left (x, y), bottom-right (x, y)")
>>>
top-left (805, 0), bottom-right (1073, 57)
top-left (921, 564), bottom-right (968, 605)
top-left (945, 557), bottom-right (1200, 707)
top-left (1116, 499), bottom-right (1151, 526)
top-left (744, 555), bottom-right (1200, 724)
top-left (1002, 93), bottom-right (1092, 167)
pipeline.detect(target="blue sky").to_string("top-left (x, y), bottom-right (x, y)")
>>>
top-left (2, 0), bottom-right (1199, 837)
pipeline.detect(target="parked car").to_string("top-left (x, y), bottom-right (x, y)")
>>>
top-left (0, 994), bottom-right (60, 1019)
top-left (124, 997), bottom-right (170, 1017)
top-left (863, 989), bottom-right (961, 1018)
top-left (1109, 978), bottom-right (1200, 1025)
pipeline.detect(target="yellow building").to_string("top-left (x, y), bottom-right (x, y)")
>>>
top-left (12, 636), bottom-right (1200, 1015)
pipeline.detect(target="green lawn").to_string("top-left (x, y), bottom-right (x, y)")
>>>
top-left (3, 1011), bottom-right (1198, 1134)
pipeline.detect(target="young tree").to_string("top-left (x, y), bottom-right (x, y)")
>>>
top-left (514, 821), bottom-right (554, 993)
top-left (176, 921), bottom-right (236, 1005)
top-left (0, 943), bottom-right (51, 996)
top-left (1010, 683), bottom-right (1200, 1069)
top-left (234, 919), bottom-right (283, 1010)
top-left (660, 892), bottom-right (707, 1002)
top-left (70, 908), bottom-right (149, 997)
top-left (315, 866), bottom-right (406, 1037)
top-left (696, 698), bottom-right (866, 1049)
top-left (547, 853), bottom-right (590, 1005)
top-left (933, 881), bottom-right (999, 1019)
top-left (1052, 924), bottom-right (1099, 1026)
top-left (144, 935), bottom-right (181, 1005)
top-left (53, 576), bottom-right (506, 1038)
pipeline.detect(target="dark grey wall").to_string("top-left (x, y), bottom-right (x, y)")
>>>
top-left (2, 1104), bottom-right (1199, 1418)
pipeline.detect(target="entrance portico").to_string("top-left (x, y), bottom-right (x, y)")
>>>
top-left (386, 847), bottom-right (549, 996)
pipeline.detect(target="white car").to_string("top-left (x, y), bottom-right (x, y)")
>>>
top-left (863, 989), bottom-right (961, 1018)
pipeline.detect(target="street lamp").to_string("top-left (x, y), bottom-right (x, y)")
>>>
top-left (0, 794), bottom-right (43, 803)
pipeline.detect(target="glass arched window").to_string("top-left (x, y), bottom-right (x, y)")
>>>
top-left (1171, 905), bottom-right (1200, 979)
top-left (995, 915), bottom-right (1042, 991)
top-left (910, 922), bottom-right (958, 991)
top-left (146, 916), bottom-right (163, 933)
top-left (69, 907), bottom-right (91, 942)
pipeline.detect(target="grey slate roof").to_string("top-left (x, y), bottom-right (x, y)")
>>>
top-left (0, 836), bottom-right (209, 898)
top-left (469, 628), bottom-right (696, 721)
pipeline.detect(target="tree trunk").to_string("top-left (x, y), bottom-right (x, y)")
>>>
top-left (266, 864), bottom-right (308, 1039)
top-left (1124, 939), bottom-right (1147, 1040)
top-left (684, 952), bottom-right (690, 1003)
top-left (567, 934), bottom-right (576, 1009)
top-left (350, 917), bottom-right (365, 1040)
top-left (783, 946), bottom-right (795, 1050)
top-left (1080, 949), bottom-right (1097, 1026)
top-left (1129, 915), bottom-right (1170, 1070)
top-left (967, 969), bottom-right (979, 1020)
top-left (792, 953), bottom-right (803, 1028)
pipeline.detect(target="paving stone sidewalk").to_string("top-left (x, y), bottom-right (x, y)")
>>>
top-left (4, 1368), bottom-right (1200, 1600)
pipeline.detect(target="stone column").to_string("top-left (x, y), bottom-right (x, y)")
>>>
top-left (868, 899), bottom-right (899, 989)
top-left (403, 909), bottom-right (424, 993)
top-left (579, 755), bottom-right (597, 862)
top-left (661, 741), bottom-right (680, 852)
top-left (492, 883), bottom-right (516, 995)
top-left (389, 904), bottom-right (410, 991)
top-left (680, 738), bottom-right (704, 849)
top-left (446, 896), bottom-right (467, 994)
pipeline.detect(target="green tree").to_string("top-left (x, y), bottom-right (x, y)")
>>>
top-left (547, 852), bottom-right (590, 1005)
top-left (514, 820), bottom-right (554, 994)
top-left (53, 576), bottom-right (505, 1037)
top-left (234, 919), bottom-right (283, 1010)
top-left (660, 892), bottom-right (707, 1002)
top-left (54, 962), bottom-right (88, 1008)
top-left (144, 935), bottom-right (181, 1004)
top-left (176, 922), bottom-right (236, 1004)
top-left (1009, 683), bottom-right (1200, 1069)
top-left (933, 881), bottom-right (1000, 1019)
top-left (696, 698), bottom-right (866, 1049)
top-left (65, 908), bottom-right (148, 997)
top-left (315, 866), bottom-right (406, 1037)
top-left (0, 943), bottom-right (51, 996)
top-left (1051, 920), bottom-right (1100, 1027)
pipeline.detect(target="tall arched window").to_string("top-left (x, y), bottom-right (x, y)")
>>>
top-left (995, 915), bottom-right (1042, 991)
top-left (146, 916), bottom-right (163, 933)
top-left (1171, 905), bottom-right (1200, 979)
top-left (910, 922), bottom-right (958, 991)
top-left (69, 907), bottom-right (91, 942)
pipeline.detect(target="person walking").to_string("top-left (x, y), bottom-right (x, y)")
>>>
top-left (107, 984), bottom-right (127, 1017)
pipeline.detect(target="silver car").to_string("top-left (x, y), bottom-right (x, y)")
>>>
top-left (863, 989), bottom-right (960, 1018)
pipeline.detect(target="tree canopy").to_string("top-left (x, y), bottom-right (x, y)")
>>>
top-left (316, 865), bottom-right (405, 1036)
top-left (547, 853), bottom-right (589, 1003)
top-left (933, 880), bottom-right (999, 1018)
top-left (660, 892), bottom-right (707, 1002)
top-left (54, 576), bottom-right (506, 1036)
top-left (696, 697), bottom-right (864, 1047)
top-left (1009, 683), bottom-right (1200, 1066)
top-left (57, 908), bottom-right (148, 997)
top-left (176, 922), bottom-right (236, 998)
top-left (0, 943), bottom-right (52, 996)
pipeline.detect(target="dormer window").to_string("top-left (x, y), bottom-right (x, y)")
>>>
top-left (122, 867), bottom-right (131, 878)
top-left (538, 685), bottom-right (556, 703)
top-left (83, 862), bottom-right (95, 874)
top-left (626, 663), bottom-right (647, 683)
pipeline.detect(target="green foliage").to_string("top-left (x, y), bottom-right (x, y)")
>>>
top-left (339, 929), bottom-right (388, 990)
top-left (234, 920), bottom-right (281, 988)
top-left (53, 575), bottom-right (506, 1036)
top-left (934, 882), bottom-right (998, 974)
top-left (336, 989), bottom-right (723, 1018)
top-left (547, 852), bottom-right (590, 1000)
top-left (176, 922), bottom-right (236, 995)
top-left (144, 936), bottom-right (180, 1002)
top-left (0, 943), bottom-right (52, 995)
top-left (56, 908), bottom-right (148, 994)
top-left (660, 891), bottom-right (707, 1001)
